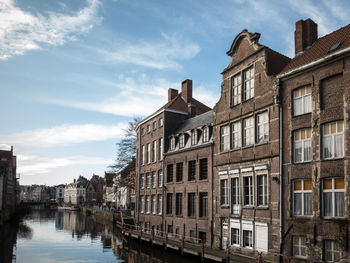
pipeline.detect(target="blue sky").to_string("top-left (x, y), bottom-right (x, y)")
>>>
top-left (0, 0), bottom-right (349, 186)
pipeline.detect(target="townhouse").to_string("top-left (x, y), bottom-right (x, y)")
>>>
top-left (135, 79), bottom-right (211, 234)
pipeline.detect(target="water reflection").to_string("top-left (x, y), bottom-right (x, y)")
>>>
top-left (0, 208), bottom-right (197, 263)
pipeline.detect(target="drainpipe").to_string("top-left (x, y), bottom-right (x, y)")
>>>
top-left (210, 139), bottom-right (214, 248)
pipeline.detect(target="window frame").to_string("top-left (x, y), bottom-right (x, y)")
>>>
top-left (256, 111), bottom-right (269, 144)
top-left (203, 126), bottom-right (210, 142)
top-left (191, 129), bottom-right (198, 145)
top-left (166, 193), bottom-right (173, 215)
top-left (175, 193), bottom-right (183, 216)
top-left (292, 179), bottom-right (312, 217)
top-left (220, 179), bottom-right (229, 206)
top-left (231, 121), bottom-right (241, 149)
top-left (292, 236), bottom-right (307, 259)
top-left (199, 192), bottom-right (208, 218)
top-left (293, 128), bottom-right (312, 163)
top-left (322, 121), bottom-right (344, 160)
top-left (231, 73), bottom-right (242, 106)
top-left (243, 175), bottom-right (254, 206)
top-left (176, 162), bottom-right (183, 182)
top-left (293, 86), bottom-right (311, 116)
top-left (242, 66), bottom-right (254, 102)
top-left (322, 178), bottom-right (345, 218)
top-left (188, 193), bottom-right (196, 217)
top-left (167, 164), bottom-right (173, 183)
top-left (188, 160), bottom-right (196, 181)
top-left (231, 177), bottom-right (240, 215)
top-left (220, 125), bottom-right (230, 152)
top-left (199, 158), bottom-right (208, 180)
top-left (257, 174), bottom-right (268, 206)
top-left (179, 134), bottom-right (185, 148)
top-left (243, 117), bottom-right (254, 147)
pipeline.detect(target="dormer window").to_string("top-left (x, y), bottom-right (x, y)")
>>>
top-left (203, 126), bottom-right (209, 142)
top-left (179, 134), bottom-right (185, 148)
top-left (191, 130), bottom-right (198, 145)
top-left (170, 137), bottom-right (175, 151)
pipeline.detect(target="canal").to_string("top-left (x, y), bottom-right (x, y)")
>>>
top-left (0, 207), bottom-right (200, 263)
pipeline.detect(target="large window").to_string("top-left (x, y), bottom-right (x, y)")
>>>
top-left (176, 162), bottom-right (183, 182)
top-left (243, 117), bottom-right (254, 147)
top-left (256, 112), bottom-right (269, 144)
top-left (323, 178), bottom-right (345, 217)
top-left (257, 174), bottom-right (268, 206)
top-left (203, 126), bottom-right (209, 142)
top-left (152, 140), bottom-right (157, 162)
top-left (167, 164), bottom-right (173, 183)
top-left (243, 67), bottom-right (254, 101)
top-left (322, 121), bottom-right (344, 159)
top-left (231, 121), bottom-right (241, 149)
top-left (231, 74), bottom-right (242, 106)
top-left (243, 176), bottom-right (253, 206)
top-left (152, 171), bottom-right (156, 188)
top-left (159, 138), bottom-right (163, 160)
top-left (140, 174), bottom-right (144, 189)
top-left (220, 179), bottom-right (229, 205)
top-left (231, 177), bottom-right (240, 215)
top-left (147, 143), bottom-right (151, 164)
top-left (293, 86), bottom-right (311, 116)
top-left (145, 195), bottom-right (150, 213)
top-left (294, 128), bottom-right (312, 163)
top-left (191, 130), bottom-right (198, 145)
top-left (292, 236), bottom-right (307, 258)
top-left (157, 194), bottom-right (162, 215)
top-left (140, 196), bottom-right (144, 213)
top-left (231, 228), bottom-right (240, 246)
top-left (199, 192), bottom-right (208, 217)
top-left (170, 137), bottom-right (175, 151)
top-left (324, 240), bottom-right (340, 262)
top-left (220, 125), bottom-right (230, 152)
top-left (293, 179), bottom-right (312, 216)
top-left (141, 146), bottom-right (145, 165)
top-left (159, 118), bottom-right (163, 127)
top-left (188, 160), bottom-right (196, 181)
top-left (151, 195), bottom-right (156, 214)
top-left (158, 169), bottom-right (163, 187)
top-left (188, 193), bottom-right (195, 217)
top-left (243, 230), bottom-right (253, 248)
top-left (179, 134), bottom-right (185, 148)
top-left (199, 158), bottom-right (208, 180)
top-left (146, 173), bottom-right (150, 188)
top-left (175, 193), bottom-right (183, 216)
top-left (166, 193), bottom-right (173, 215)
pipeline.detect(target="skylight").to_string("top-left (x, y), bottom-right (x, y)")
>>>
top-left (329, 42), bottom-right (342, 52)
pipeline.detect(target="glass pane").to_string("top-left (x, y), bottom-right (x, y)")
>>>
top-left (304, 140), bottom-right (311, 161)
top-left (294, 98), bottom-right (302, 115)
top-left (304, 180), bottom-right (312, 190)
top-left (338, 122), bottom-right (343, 132)
top-left (331, 123), bottom-right (337, 133)
top-left (304, 193), bottom-right (312, 215)
top-left (334, 134), bottom-right (344, 157)
top-left (294, 193), bottom-right (302, 216)
top-left (294, 141), bottom-right (302, 162)
top-left (294, 181), bottom-right (302, 191)
top-left (323, 136), bottom-right (332, 158)
top-left (335, 192), bottom-right (344, 217)
top-left (335, 178), bottom-right (344, 189)
top-left (323, 179), bottom-right (332, 190)
top-left (323, 192), bottom-right (333, 217)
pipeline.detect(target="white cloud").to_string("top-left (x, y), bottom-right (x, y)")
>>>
top-left (0, 123), bottom-right (127, 147)
top-left (97, 33), bottom-right (200, 70)
top-left (0, 143), bottom-right (11, 150)
top-left (0, 0), bottom-right (101, 60)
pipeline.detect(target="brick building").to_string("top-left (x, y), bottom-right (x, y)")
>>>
top-left (164, 110), bottom-right (213, 245)
top-left (278, 19), bottom-right (350, 261)
top-left (135, 79), bottom-right (211, 233)
top-left (212, 29), bottom-right (290, 253)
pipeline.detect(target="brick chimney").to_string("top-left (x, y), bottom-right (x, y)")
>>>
top-left (181, 79), bottom-right (192, 103)
top-left (295, 19), bottom-right (318, 55)
top-left (168, 88), bottom-right (178, 102)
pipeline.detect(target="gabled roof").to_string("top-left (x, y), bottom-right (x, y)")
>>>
top-left (281, 23), bottom-right (350, 74)
top-left (172, 110), bottom-right (213, 135)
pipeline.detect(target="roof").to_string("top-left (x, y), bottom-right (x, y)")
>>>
top-left (173, 110), bottom-right (213, 135)
top-left (281, 23), bottom-right (350, 74)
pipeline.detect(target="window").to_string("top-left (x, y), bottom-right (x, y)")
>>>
top-left (231, 228), bottom-right (239, 246)
top-left (166, 193), bottom-right (173, 215)
top-left (175, 193), bottom-right (183, 216)
top-left (153, 121), bottom-right (157, 130)
top-left (159, 138), bottom-right (163, 160)
top-left (167, 164), bottom-right (173, 183)
top-left (152, 140), bottom-right (157, 162)
top-left (243, 176), bottom-right (253, 206)
top-left (157, 194), bottom-right (163, 215)
top-left (220, 125), bottom-right (230, 152)
top-left (146, 173), bottom-right (150, 188)
top-left (231, 74), bottom-right (242, 106)
top-left (324, 240), bottom-right (340, 262)
top-left (243, 67), bottom-right (254, 101)
top-left (294, 128), bottom-right (312, 163)
top-left (170, 137), bottom-right (175, 151)
top-left (322, 121), bottom-right (344, 159)
top-left (293, 179), bottom-right (312, 216)
top-left (141, 128), bottom-right (145, 136)
top-left (323, 178), bottom-right (344, 217)
top-left (243, 117), bottom-right (254, 147)
top-left (188, 193), bottom-right (195, 217)
top-left (257, 174), bottom-right (268, 206)
top-left (191, 130), bottom-right (198, 145)
top-left (203, 126), bottom-right (209, 142)
top-left (152, 171), bottom-right (156, 188)
top-left (151, 195), bottom-right (156, 214)
top-left (188, 160), bottom-right (196, 181)
top-left (158, 169), bottom-right (163, 187)
top-left (231, 121), bottom-right (241, 149)
top-left (292, 236), bottom-right (307, 258)
top-left (140, 196), bottom-right (144, 213)
top-left (243, 230), bottom-right (253, 248)
top-left (199, 158), bottom-right (208, 180)
top-left (147, 125), bottom-right (151, 133)
top-left (231, 177), bottom-right (240, 215)
top-left (293, 86), bottom-right (311, 116)
top-left (220, 179), bottom-right (229, 205)
top-left (179, 134), bottom-right (185, 148)
top-left (141, 146), bottom-right (145, 165)
top-left (140, 174), bottom-right (144, 189)
top-left (176, 162), bottom-right (183, 182)
top-left (199, 192), bottom-right (208, 217)
top-left (147, 143), bottom-right (151, 164)
top-left (145, 196), bottom-right (150, 213)
top-left (159, 118), bottom-right (163, 127)
top-left (256, 112), bottom-right (269, 144)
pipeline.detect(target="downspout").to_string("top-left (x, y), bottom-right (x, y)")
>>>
top-left (210, 139), bottom-right (214, 248)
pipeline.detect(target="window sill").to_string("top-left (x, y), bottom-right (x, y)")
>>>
top-left (175, 181), bottom-right (184, 184)
top-left (292, 215), bottom-right (313, 218)
top-left (176, 215), bottom-right (183, 218)
top-left (243, 205), bottom-right (254, 209)
top-left (293, 112), bottom-right (311, 118)
top-left (255, 141), bottom-right (269, 146)
top-left (199, 179), bottom-right (209, 182)
top-left (256, 205), bottom-right (269, 210)
top-left (322, 216), bottom-right (346, 220)
top-left (187, 216), bottom-right (196, 219)
top-left (198, 217), bottom-right (208, 220)
top-left (321, 157), bottom-right (345, 161)
top-left (293, 161), bottom-right (312, 165)
top-left (242, 145), bottom-right (254, 150)
top-left (188, 180), bottom-right (196, 183)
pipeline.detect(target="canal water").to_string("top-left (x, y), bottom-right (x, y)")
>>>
top-left (0, 208), bottom-right (198, 263)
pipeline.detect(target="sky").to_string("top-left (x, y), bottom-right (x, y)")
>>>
top-left (0, 0), bottom-right (349, 186)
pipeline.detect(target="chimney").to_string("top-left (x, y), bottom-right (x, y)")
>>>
top-left (181, 79), bottom-right (192, 103)
top-left (295, 19), bottom-right (318, 55)
top-left (188, 103), bottom-right (196, 118)
top-left (168, 88), bottom-right (178, 102)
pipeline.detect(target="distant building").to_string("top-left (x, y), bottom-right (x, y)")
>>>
top-left (55, 184), bottom-right (65, 203)
top-left (64, 176), bottom-right (88, 205)
top-left (104, 172), bottom-right (115, 205)
top-left (86, 174), bottom-right (104, 204)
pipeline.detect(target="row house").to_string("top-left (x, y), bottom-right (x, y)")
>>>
top-left (135, 79), bottom-right (211, 234)
top-left (278, 19), bottom-right (350, 262)
top-left (104, 172), bottom-right (115, 204)
top-left (164, 110), bottom-right (213, 245)
top-left (86, 174), bottom-right (104, 205)
top-left (64, 176), bottom-right (89, 205)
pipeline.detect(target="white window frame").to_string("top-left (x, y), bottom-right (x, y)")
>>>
top-left (152, 171), bottom-right (156, 188)
top-left (243, 230), bottom-right (253, 249)
top-left (145, 195), bottom-right (150, 214)
top-left (159, 118), bottom-right (163, 127)
top-left (140, 174), bottom-right (144, 189)
top-left (322, 178), bottom-right (345, 218)
top-left (292, 236), bottom-right (307, 258)
top-left (257, 174), bottom-right (268, 206)
top-left (170, 137), bottom-right (175, 151)
top-left (147, 143), bottom-right (151, 164)
top-left (231, 177), bottom-right (240, 215)
top-left (231, 121), bottom-right (241, 149)
top-left (231, 74), bottom-right (242, 106)
top-left (140, 196), bottom-right (145, 213)
top-left (157, 194), bottom-right (163, 215)
top-left (158, 170), bottom-right (163, 187)
top-left (159, 137), bottom-right (163, 160)
top-left (293, 86), bottom-right (311, 116)
top-left (243, 175), bottom-right (254, 206)
top-left (231, 227), bottom-right (240, 246)
top-left (256, 111), bottom-right (269, 144)
top-left (141, 145), bottom-right (145, 165)
top-left (220, 125), bottom-right (230, 152)
top-left (292, 179), bottom-right (312, 216)
top-left (324, 240), bottom-right (340, 263)
top-left (243, 67), bottom-right (254, 101)
top-left (152, 140), bottom-right (157, 162)
top-left (151, 195), bottom-right (156, 214)
top-left (179, 134), bottom-right (185, 148)
top-left (243, 117), bottom-right (254, 147)
top-left (293, 128), bottom-right (312, 163)
top-left (146, 173), bottom-right (150, 188)
top-left (152, 121), bottom-right (157, 130)
top-left (220, 178), bottom-right (229, 206)
top-left (322, 121), bottom-right (344, 159)
top-left (191, 129), bottom-right (198, 145)
top-left (203, 126), bottom-right (209, 142)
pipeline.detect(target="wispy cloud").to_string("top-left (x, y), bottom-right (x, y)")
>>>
top-left (0, 0), bottom-right (101, 60)
top-left (96, 33), bottom-right (200, 70)
top-left (0, 123), bottom-right (127, 147)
